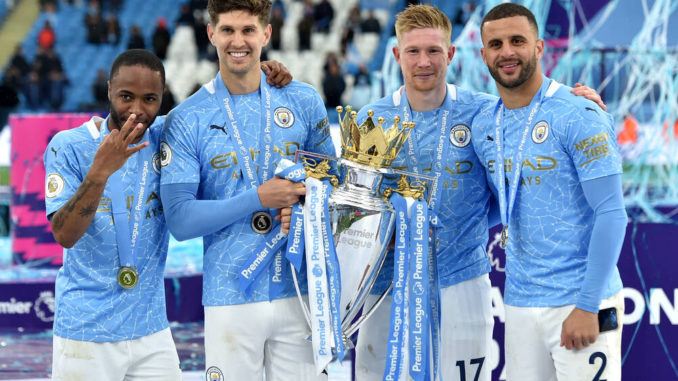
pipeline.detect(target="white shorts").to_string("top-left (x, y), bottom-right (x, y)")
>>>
top-left (204, 297), bottom-right (327, 381)
top-left (355, 274), bottom-right (494, 381)
top-left (505, 292), bottom-right (624, 381)
top-left (51, 327), bottom-right (181, 381)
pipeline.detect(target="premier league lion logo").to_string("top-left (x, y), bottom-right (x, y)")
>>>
top-left (45, 173), bottom-right (65, 198)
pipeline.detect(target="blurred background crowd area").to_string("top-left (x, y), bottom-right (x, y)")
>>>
top-left (0, 0), bottom-right (414, 121)
top-left (0, 0), bottom-right (675, 126)
top-left (0, 0), bottom-right (676, 230)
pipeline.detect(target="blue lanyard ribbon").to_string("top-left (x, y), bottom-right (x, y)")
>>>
top-left (217, 72), bottom-right (286, 299)
top-left (103, 118), bottom-right (152, 272)
top-left (217, 71), bottom-right (274, 188)
top-left (400, 86), bottom-right (452, 216)
top-left (494, 80), bottom-right (548, 247)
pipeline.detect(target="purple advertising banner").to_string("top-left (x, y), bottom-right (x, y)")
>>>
top-left (0, 223), bottom-right (675, 380)
top-left (0, 273), bottom-right (203, 330)
top-left (487, 222), bottom-right (678, 380)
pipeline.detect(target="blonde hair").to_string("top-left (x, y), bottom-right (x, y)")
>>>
top-left (395, 4), bottom-right (452, 43)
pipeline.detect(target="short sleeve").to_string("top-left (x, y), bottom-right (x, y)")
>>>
top-left (159, 110), bottom-right (201, 185)
top-left (43, 134), bottom-right (83, 217)
top-left (560, 105), bottom-right (623, 182)
top-left (303, 91), bottom-right (336, 157)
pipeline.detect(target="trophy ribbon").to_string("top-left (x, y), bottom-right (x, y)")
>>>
top-left (408, 198), bottom-right (431, 381)
top-left (237, 225), bottom-right (287, 298)
top-left (304, 177), bottom-right (335, 373)
top-left (383, 193), bottom-right (410, 380)
top-left (428, 216), bottom-right (442, 381)
top-left (320, 177), bottom-right (346, 364)
top-left (277, 159), bottom-right (308, 272)
top-left (270, 160), bottom-right (307, 297)
top-left (238, 160), bottom-right (309, 298)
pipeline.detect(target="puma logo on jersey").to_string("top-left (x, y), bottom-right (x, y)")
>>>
top-left (486, 135), bottom-right (494, 142)
top-left (50, 147), bottom-right (59, 156)
top-left (585, 107), bottom-right (599, 114)
top-left (209, 125), bottom-right (228, 135)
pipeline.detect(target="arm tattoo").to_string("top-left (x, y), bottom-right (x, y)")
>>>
top-left (52, 179), bottom-right (97, 231)
top-left (79, 204), bottom-right (98, 217)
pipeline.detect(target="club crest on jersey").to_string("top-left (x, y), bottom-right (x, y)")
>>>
top-left (206, 366), bottom-right (224, 381)
top-left (45, 173), bottom-right (65, 198)
top-left (450, 124), bottom-right (471, 148)
top-left (274, 107), bottom-right (294, 128)
top-left (532, 121), bottom-right (549, 144)
top-left (159, 142), bottom-right (172, 167)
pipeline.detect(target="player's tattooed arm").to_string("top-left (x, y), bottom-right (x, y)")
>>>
top-left (51, 177), bottom-right (106, 248)
top-left (50, 114), bottom-right (148, 248)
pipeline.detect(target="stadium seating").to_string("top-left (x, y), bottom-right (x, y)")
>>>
top-left (7, 0), bottom-right (397, 113)
top-left (17, 0), bottom-right (179, 111)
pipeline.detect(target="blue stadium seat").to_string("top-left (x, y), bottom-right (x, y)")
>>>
top-left (18, 0), bottom-right (184, 111)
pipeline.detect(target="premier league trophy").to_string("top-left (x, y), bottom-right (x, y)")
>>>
top-left (288, 106), bottom-right (429, 375)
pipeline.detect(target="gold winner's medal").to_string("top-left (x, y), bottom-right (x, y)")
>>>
top-left (117, 266), bottom-right (139, 289)
top-left (499, 226), bottom-right (509, 249)
top-left (251, 211), bottom-right (273, 234)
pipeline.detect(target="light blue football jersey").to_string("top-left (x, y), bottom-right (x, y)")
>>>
top-left (160, 72), bottom-right (335, 306)
top-left (357, 85), bottom-right (495, 291)
top-left (44, 116), bottom-right (169, 342)
top-left (471, 77), bottom-right (623, 308)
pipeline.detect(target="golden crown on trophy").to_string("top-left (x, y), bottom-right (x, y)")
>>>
top-left (336, 105), bottom-right (415, 168)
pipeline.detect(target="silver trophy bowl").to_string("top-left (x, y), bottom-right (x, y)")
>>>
top-left (292, 156), bottom-right (395, 350)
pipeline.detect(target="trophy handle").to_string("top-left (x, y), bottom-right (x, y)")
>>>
top-left (291, 263), bottom-right (312, 329)
top-left (343, 283), bottom-right (393, 338)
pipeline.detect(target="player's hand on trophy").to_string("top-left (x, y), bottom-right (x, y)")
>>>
top-left (560, 307), bottom-right (599, 350)
top-left (88, 114), bottom-right (148, 184)
top-left (571, 83), bottom-right (607, 111)
top-left (261, 60), bottom-right (292, 87)
top-left (277, 207), bottom-right (293, 234)
top-left (258, 177), bottom-right (306, 209)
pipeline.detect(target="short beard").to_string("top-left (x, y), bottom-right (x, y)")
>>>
top-left (489, 54), bottom-right (537, 89)
top-left (109, 106), bottom-right (124, 130)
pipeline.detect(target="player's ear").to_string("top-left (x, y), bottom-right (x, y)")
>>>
top-left (447, 44), bottom-right (455, 64)
top-left (207, 23), bottom-right (215, 46)
top-left (535, 39), bottom-right (544, 60)
top-left (393, 45), bottom-right (401, 63)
